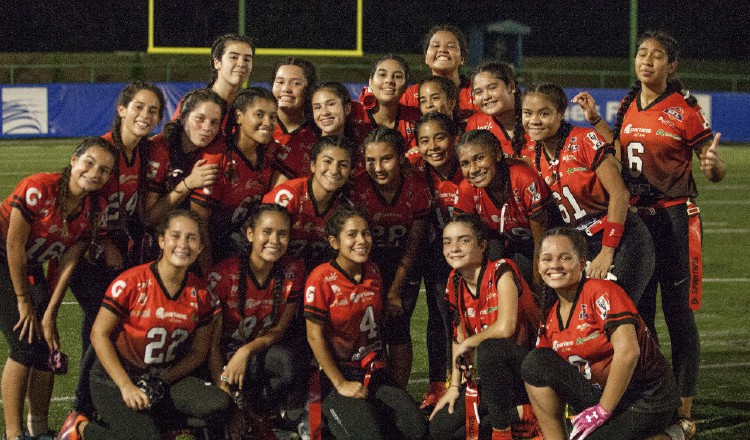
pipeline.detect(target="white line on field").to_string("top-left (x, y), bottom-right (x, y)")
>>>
top-left (701, 184), bottom-right (749, 191)
top-left (704, 229), bottom-right (750, 233)
top-left (704, 278), bottom-right (750, 282)
top-left (701, 361), bottom-right (750, 370)
top-left (701, 200), bottom-right (750, 205)
top-left (703, 222), bottom-right (728, 227)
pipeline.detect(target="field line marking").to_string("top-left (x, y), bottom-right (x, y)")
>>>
top-left (701, 361), bottom-right (750, 370)
top-left (704, 278), bottom-right (750, 282)
top-left (701, 200), bottom-right (750, 205)
top-left (704, 229), bottom-right (750, 233)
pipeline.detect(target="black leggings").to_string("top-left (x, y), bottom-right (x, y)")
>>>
top-left (421, 238), bottom-right (454, 383)
top-left (321, 371), bottom-right (427, 440)
top-left (84, 360), bottom-right (231, 440)
top-left (238, 341), bottom-right (310, 410)
top-left (586, 210), bottom-right (655, 304)
top-left (522, 348), bottom-right (675, 440)
top-left (430, 339), bottom-right (529, 439)
top-left (637, 204), bottom-right (700, 397)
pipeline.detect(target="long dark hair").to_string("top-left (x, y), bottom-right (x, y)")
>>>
top-left (613, 30), bottom-right (697, 142)
top-left (522, 83), bottom-right (574, 175)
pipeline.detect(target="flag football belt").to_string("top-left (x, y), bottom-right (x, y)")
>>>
top-left (631, 196), bottom-right (704, 311)
top-left (345, 351), bottom-right (386, 389)
top-left (457, 355), bottom-right (480, 440)
top-left (575, 214), bottom-right (607, 236)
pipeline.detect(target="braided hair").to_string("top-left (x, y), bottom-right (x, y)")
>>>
top-left (223, 87), bottom-right (278, 183)
top-left (457, 129), bottom-right (512, 208)
top-left (521, 82), bottom-right (573, 175)
top-left (161, 88), bottom-right (226, 190)
top-left (208, 34), bottom-right (255, 88)
top-left (614, 30), bottom-right (697, 142)
top-left (236, 203), bottom-right (292, 325)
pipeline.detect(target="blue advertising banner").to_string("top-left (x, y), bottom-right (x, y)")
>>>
top-left (1, 83), bottom-right (749, 142)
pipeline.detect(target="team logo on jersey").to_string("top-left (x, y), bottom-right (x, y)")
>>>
top-left (25, 187), bottom-right (42, 206)
top-left (623, 124), bottom-right (652, 136)
top-left (274, 189), bottom-right (294, 207)
top-left (466, 307), bottom-right (476, 318)
top-left (552, 340), bottom-right (574, 351)
top-left (585, 132), bottom-right (605, 150)
top-left (656, 129), bottom-right (682, 141)
top-left (567, 167), bottom-right (587, 175)
top-left (137, 292), bottom-right (148, 305)
top-left (324, 272), bottom-right (338, 283)
top-left (527, 182), bottom-right (541, 203)
top-left (595, 294), bottom-right (610, 319)
top-left (658, 115), bottom-right (677, 129)
top-left (146, 160), bottom-right (160, 179)
top-left (664, 106), bottom-right (684, 121)
top-left (576, 331), bottom-right (600, 345)
top-left (111, 280), bottom-right (127, 298)
top-left (579, 304), bottom-right (589, 320)
top-left (305, 286), bottom-right (315, 303)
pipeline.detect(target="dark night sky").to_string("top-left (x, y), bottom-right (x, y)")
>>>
top-left (1, 1), bottom-right (747, 60)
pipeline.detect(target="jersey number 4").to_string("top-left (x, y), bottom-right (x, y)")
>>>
top-left (360, 305), bottom-right (378, 339)
top-left (144, 327), bottom-right (190, 364)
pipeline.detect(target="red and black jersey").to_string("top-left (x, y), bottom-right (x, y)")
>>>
top-left (446, 258), bottom-right (539, 348)
top-left (99, 132), bottom-right (144, 231)
top-left (465, 113), bottom-right (534, 158)
top-left (304, 260), bottom-right (383, 364)
top-left (401, 76), bottom-right (477, 121)
top-left (191, 140), bottom-right (283, 239)
top-left (454, 160), bottom-right (551, 245)
top-left (208, 256), bottom-right (304, 353)
top-left (262, 177), bottom-right (351, 267)
top-left (349, 170), bottom-right (431, 257)
top-left (273, 120), bottom-right (318, 179)
top-left (411, 158), bottom-right (463, 234)
top-left (100, 262), bottom-right (218, 374)
top-left (618, 91), bottom-right (712, 200)
top-left (535, 126), bottom-right (614, 227)
top-left (0, 173), bottom-right (101, 264)
top-left (353, 91), bottom-right (420, 148)
top-left (145, 133), bottom-right (201, 201)
top-left (537, 279), bottom-right (673, 400)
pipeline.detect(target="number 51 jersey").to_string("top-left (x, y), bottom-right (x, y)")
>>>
top-left (101, 262), bottom-right (219, 373)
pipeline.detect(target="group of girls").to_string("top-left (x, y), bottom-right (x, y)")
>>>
top-left (0, 24), bottom-right (724, 440)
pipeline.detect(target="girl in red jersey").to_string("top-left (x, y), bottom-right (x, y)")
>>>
top-left (522, 227), bottom-right (681, 440)
top-left (357, 55), bottom-right (421, 147)
top-left (350, 127), bottom-right (431, 388)
top-left (311, 82), bottom-right (369, 149)
top-left (304, 206), bottom-right (427, 440)
top-left (271, 57), bottom-right (320, 179)
top-left (522, 83), bottom-right (654, 304)
top-left (57, 210), bottom-right (230, 440)
top-left (191, 87), bottom-right (287, 271)
top-left (429, 214), bottom-right (541, 440)
top-left (69, 82), bottom-right (166, 349)
top-left (262, 135), bottom-right (354, 272)
top-left (142, 88), bottom-right (225, 260)
top-left (412, 112), bottom-right (463, 409)
top-left (0, 138), bottom-right (116, 440)
top-left (208, 204), bottom-right (306, 440)
top-left (454, 129), bottom-right (560, 288)
top-left (418, 76), bottom-right (459, 122)
top-left (572, 32), bottom-right (725, 434)
top-left (466, 61), bottom-right (530, 159)
top-left (401, 25), bottom-right (476, 121)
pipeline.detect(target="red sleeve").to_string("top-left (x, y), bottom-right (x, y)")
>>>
top-left (513, 163), bottom-right (551, 217)
top-left (281, 257), bottom-right (305, 303)
top-left (453, 180), bottom-right (476, 214)
top-left (399, 84), bottom-right (420, 108)
top-left (587, 279), bottom-right (640, 337)
top-left (100, 270), bottom-right (136, 319)
top-left (579, 129), bottom-right (615, 171)
top-left (193, 276), bottom-right (219, 327)
top-left (262, 179), bottom-right (301, 213)
top-left (206, 258), bottom-right (238, 304)
top-left (303, 265), bottom-right (330, 322)
top-left (144, 135), bottom-right (171, 194)
top-left (685, 105), bottom-right (713, 152)
top-left (8, 174), bottom-right (56, 224)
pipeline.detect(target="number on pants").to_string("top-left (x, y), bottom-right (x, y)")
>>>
top-left (626, 142), bottom-right (644, 177)
top-left (144, 327), bottom-right (190, 364)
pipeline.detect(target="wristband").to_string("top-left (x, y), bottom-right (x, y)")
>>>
top-left (602, 221), bottom-right (624, 248)
top-left (590, 116), bottom-right (602, 126)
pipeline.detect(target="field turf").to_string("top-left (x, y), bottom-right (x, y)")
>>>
top-left (0, 138), bottom-right (748, 438)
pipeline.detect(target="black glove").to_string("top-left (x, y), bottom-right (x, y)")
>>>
top-left (136, 373), bottom-right (166, 409)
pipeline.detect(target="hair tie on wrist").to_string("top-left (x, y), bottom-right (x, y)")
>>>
top-left (590, 116), bottom-right (602, 126)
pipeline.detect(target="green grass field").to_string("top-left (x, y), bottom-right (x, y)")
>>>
top-left (0, 138), bottom-right (748, 438)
